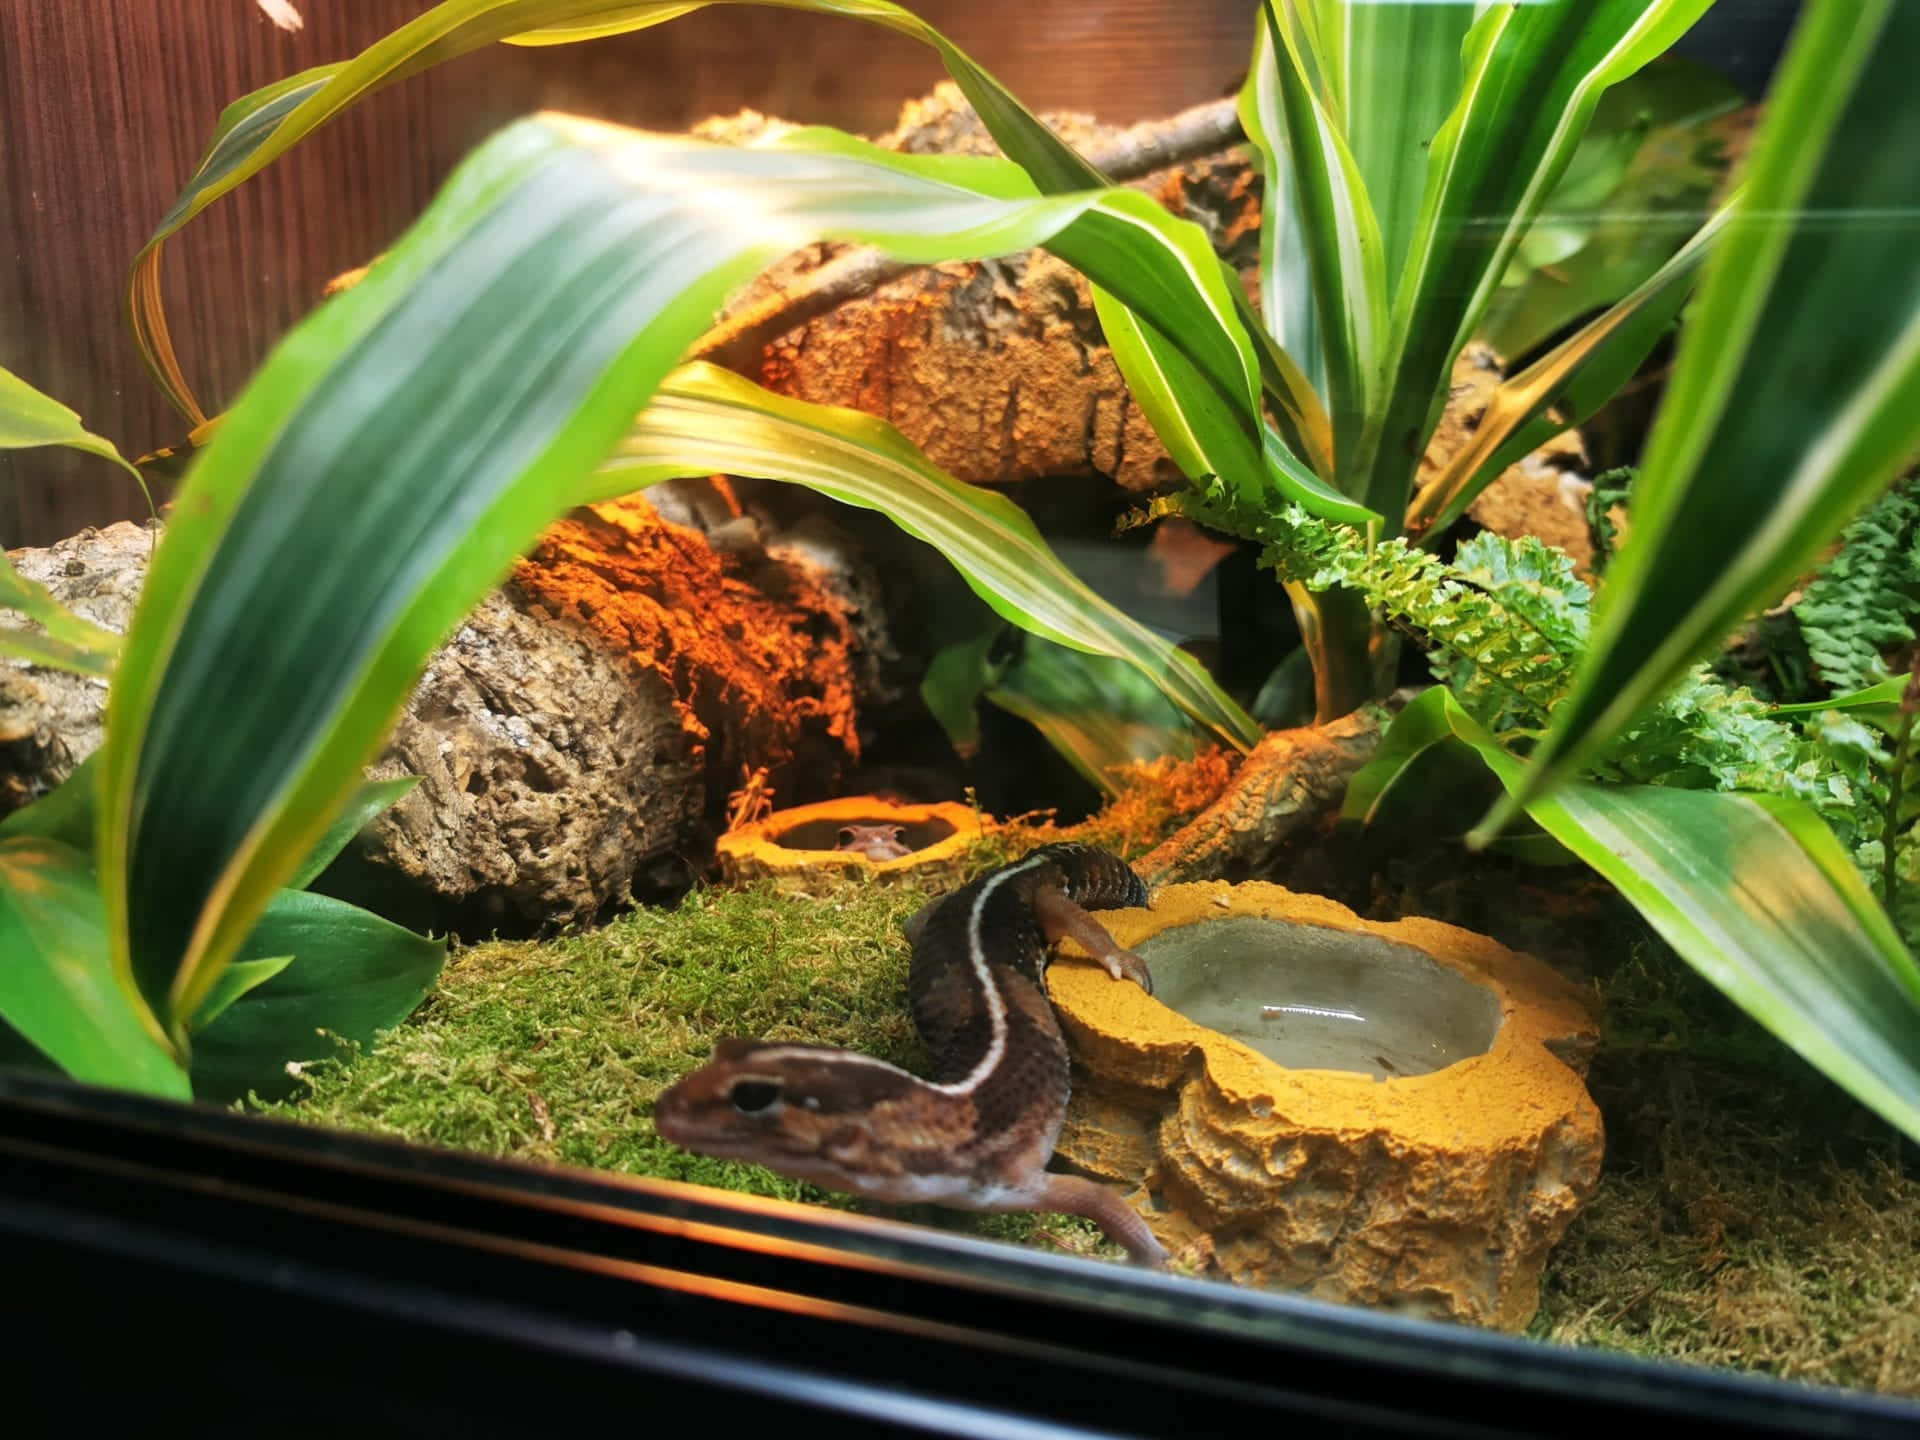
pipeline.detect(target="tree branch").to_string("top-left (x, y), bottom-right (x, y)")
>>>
top-left (690, 96), bottom-right (1246, 372)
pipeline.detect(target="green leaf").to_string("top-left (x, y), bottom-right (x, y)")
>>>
top-left (1340, 684), bottom-right (1454, 825)
top-left (1238, 21), bottom-right (1323, 402)
top-left (1499, 0), bottom-right (1920, 824)
top-left (106, 118), bottom-right (1287, 1048)
top-left (0, 367), bottom-right (136, 676)
top-left (1405, 196), bottom-right (1734, 539)
top-left (188, 955), bottom-right (294, 1032)
top-left (921, 630), bottom-right (1002, 758)
top-left (1091, 285), bottom-right (1376, 526)
top-left (1770, 676), bottom-right (1909, 732)
top-left (596, 361), bottom-right (1262, 750)
top-left (1246, 2), bottom-right (1390, 481)
top-left (1361, 0), bottom-right (1716, 526)
top-left (0, 364), bottom-right (141, 479)
top-left (0, 836), bottom-right (187, 1097)
top-left (0, 754), bottom-right (413, 891)
top-left (128, 0), bottom-right (1111, 424)
top-left (1325, 2), bottom-right (1476, 299)
top-left (188, 890), bottom-right (445, 1105)
top-left (0, 754), bottom-right (100, 850)
top-left (979, 634), bottom-right (1197, 799)
top-left (1481, 54), bottom-right (1743, 359)
top-left (1399, 687), bottom-right (1920, 1146)
top-left (287, 776), bottom-right (419, 891)
top-left (0, 554), bottom-right (124, 679)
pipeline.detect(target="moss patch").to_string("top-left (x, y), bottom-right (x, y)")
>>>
top-left (264, 818), bottom-right (1920, 1395)
top-left (1349, 837), bottom-right (1920, 1397)
top-left (1527, 938), bottom-right (1920, 1395)
top-left (260, 874), bottom-right (1121, 1262)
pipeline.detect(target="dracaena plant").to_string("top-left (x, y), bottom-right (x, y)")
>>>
top-left (3, 0), bottom-right (1918, 1155)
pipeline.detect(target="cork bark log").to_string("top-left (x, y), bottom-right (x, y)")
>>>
top-left (0, 490), bottom-right (894, 934)
top-left (728, 85), bottom-right (1262, 495)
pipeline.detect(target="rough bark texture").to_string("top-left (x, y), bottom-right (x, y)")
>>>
top-left (737, 84), bottom-right (1262, 494)
top-left (0, 520), bottom-right (151, 811)
top-left (0, 492), bottom-right (894, 932)
top-left (1050, 881), bottom-right (1605, 1331)
top-left (1436, 341), bottom-right (1597, 577)
top-left (1134, 709), bottom-right (1384, 887)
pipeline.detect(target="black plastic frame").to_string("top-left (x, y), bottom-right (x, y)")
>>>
top-left (3, 1070), bottom-right (1916, 1438)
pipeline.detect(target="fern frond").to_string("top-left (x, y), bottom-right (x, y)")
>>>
top-left (1227, 504), bottom-right (1585, 732)
top-left (1795, 479), bottom-right (1920, 694)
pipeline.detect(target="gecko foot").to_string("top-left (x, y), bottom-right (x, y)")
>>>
top-left (1103, 945), bottom-right (1154, 996)
top-left (1033, 885), bottom-right (1155, 996)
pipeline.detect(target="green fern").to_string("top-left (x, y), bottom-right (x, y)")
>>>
top-left (1795, 479), bottom-right (1920, 694)
top-left (1601, 669), bottom-right (1847, 818)
top-left (1220, 501), bottom-right (1848, 810)
top-left (1175, 493), bottom-right (1914, 943)
top-left (1218, 502), bottom-right (1584, 732)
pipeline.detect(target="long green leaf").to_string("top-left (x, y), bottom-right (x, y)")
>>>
top-left (1247, 2), bottom-right (1389, 483)
top-left (0, 365), bottom-right (141, 480)
top-left (1361, 0), bottom-right (1716, 526)
top-left (1327, 2), bottom-right (1475, 292)
top-left (1497, 0), bottom-right (1920, 824)
top-left (127, 0), bottom-right (1110, 424)
top-left (1390, 687), bottom-right (1920, 1144)
top-left (1238, 22), bottom-right (1324, 404)
top-left (0, 755), bottom-right (100, 850)
top-left (1, 367), bottom-right (136, 675)
top-left (1090, 287), bottom-right (1375, 526)
top-left (286, 776), bottom-right (419, 891)
top-left (189, 955), bottom-right (295, 1032)
top-left (1, 753), bottom-right (417, 890)
top-left (0, 837), bottom-right (187, 1097)
top-left (106, 118), bottom-right (1293, 1047)
top-left (596, 361), bottom-right (1261, 749)
top-left (984, 636), bottom-right (1197, 799)
top-left (0, 558), bottom-right (121, 679)
top-left (1405, 195), bottom-right (1735, 539)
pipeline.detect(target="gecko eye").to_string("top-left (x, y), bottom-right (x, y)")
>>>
top-left (728, 1079), bottom-right (783, 1115)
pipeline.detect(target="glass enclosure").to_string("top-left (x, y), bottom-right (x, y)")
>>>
top-left (4, 0), bottom-right (1918, 1415)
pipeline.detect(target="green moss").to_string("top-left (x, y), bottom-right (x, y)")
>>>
top-left (263, 848), bottom-right (1920, 1393)
top-left (1526, 936), bottom-right (1920, 1395)
top-left (1340, 836), bottom-right (1920, 1397)
top-left (259, 875), bottom-right (1117, 1260)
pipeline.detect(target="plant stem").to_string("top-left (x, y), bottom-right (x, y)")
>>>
top-left (1883, 655), bottom-right (1920, 905)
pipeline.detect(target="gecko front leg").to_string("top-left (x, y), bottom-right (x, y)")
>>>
top-left (1031, 884), bottom-right (1154, 996)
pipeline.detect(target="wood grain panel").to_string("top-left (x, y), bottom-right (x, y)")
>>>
top-left (0, 0), bottom-right (1256, 547)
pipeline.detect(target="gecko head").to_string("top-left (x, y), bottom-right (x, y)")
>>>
top-left (650, 1037), bottom-right (940, 1186)
top-left (834, 823), bottom-right (913, 860)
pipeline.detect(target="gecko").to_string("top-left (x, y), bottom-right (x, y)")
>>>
top-left (833, 822), bottom-right (914, 861)
top-left (652, 842), bottom-right (1167, 1267)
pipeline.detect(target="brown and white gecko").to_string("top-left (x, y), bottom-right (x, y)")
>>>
top-left (652, 842), bottom-right (1167, 1267)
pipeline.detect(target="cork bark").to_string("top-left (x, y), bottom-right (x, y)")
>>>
top-left (713, 84), bottom-right (1261, 494)
top-left (0, 491), bottom-right (893, 933)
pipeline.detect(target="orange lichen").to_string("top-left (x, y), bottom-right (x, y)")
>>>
top-left (513, 494), bottom-right (865, 811)
top-left (999, 747), bottom-right (1239, 861)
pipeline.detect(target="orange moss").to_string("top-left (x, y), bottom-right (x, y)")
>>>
top-left (513, 494), bottom-right (864, 809)
top-left (993, 746), bottom-right (1239, 861)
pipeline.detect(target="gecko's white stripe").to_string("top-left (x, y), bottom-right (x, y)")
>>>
top-left (748, 853), bottom-right (1052, 1100)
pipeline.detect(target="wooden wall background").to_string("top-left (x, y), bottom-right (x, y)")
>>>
top-left (0, 0), bottom-right (1259, 548)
